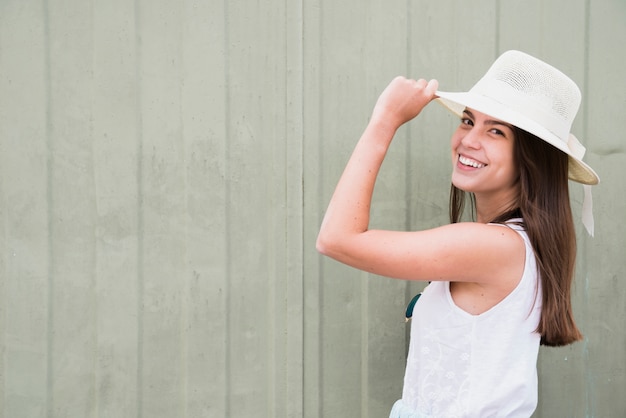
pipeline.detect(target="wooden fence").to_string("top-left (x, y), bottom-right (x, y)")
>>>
top-left (1, 0), bottom-right (625, 416)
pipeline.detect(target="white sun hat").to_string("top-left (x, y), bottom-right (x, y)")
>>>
top-left (436, 50), bottom-right (599, 186)
top-left (436, 50), bottom-right (599, 235)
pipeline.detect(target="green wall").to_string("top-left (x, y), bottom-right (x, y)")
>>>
top-left (1, 0), bottom-right (624, 417)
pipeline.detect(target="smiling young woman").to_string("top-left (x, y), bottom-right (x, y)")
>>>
top-left (316, 50), bottom-right (599, 417)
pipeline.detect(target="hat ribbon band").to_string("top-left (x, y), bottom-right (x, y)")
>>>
top-left (567, 134), bottom-right (586, 160)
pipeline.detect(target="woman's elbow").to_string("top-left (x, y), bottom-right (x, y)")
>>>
top-left (316, 230), bottom-right (342, 258)
top-left (316, 232), bottom-right (332, 256)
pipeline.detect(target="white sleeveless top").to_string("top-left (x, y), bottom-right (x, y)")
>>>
top-left (391, 222), bottom-right (542, 418)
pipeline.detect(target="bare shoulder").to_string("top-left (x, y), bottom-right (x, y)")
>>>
top-left (423, 222), bottom-right (526, 284)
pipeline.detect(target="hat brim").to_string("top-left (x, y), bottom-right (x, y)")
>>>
top-left (435, 90), bottom-right (599, 185)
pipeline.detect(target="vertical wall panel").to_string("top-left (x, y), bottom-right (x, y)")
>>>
top-left (47, 0), bottom-right (97, 416)
top-left (283, 0), bottom-right (305, 415)
top-left (315, 1), bottom-right (372, 414)
top-left (203, 0), bottom-right (229, 415)
top-left (181, 0), bottom-right (226, 416)
top-left (138, 1), bottom-right (185, 416)
top-left (301, 1), bottom-right (324, 415)
top-left (0, 2), bottom-right (49, 417)
top-left (92, 0), bottom-right (141, 416)
top-left (582, 1), bottom-right (626, 417)
top-left (226, 0), bottom-right (269, 413)
top-left (224, 1), bottom-right (293, 416)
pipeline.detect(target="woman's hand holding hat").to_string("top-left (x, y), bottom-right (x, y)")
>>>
top-left (370, 76), bottom-right (438, 132)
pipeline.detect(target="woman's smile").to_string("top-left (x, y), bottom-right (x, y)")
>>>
top-left (458, 154), bottom-right (486, 169)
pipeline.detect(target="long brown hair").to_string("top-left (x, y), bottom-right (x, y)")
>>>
top-left (449, 128), bottom-right (582, 347)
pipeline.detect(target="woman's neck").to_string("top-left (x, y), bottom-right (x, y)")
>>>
top-left (474, 190), bottom-right (519, 224)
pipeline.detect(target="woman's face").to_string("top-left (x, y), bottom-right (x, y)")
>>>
top-left (450, 108), bottom-right (519, 200)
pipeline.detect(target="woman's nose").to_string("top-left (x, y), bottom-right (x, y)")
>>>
top-left (460, 128), bottom-right (481, 149)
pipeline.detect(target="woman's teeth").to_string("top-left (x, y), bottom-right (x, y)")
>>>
top-left (459, 155), bottom-right (485, 168)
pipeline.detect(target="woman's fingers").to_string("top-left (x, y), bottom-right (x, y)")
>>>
top-left (372, 77), bottom-right (439, 128)
top-left (425, 78), bottom-right (439, 96)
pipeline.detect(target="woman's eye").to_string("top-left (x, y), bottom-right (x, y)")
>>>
top-left (460, 117), bottom-right (473, 126)
top-left (490, 128), bottom-right (505, 136)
